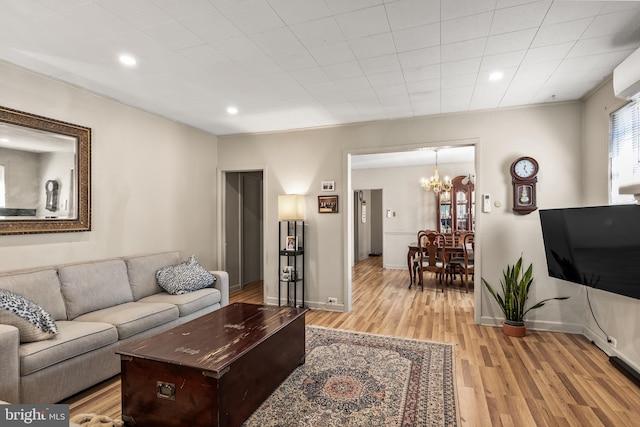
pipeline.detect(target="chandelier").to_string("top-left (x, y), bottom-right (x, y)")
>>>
top-left (420, 150), bottom-right (452, 194)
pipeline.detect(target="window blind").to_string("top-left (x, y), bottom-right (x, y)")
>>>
top-left (610, 100), bottom-right (640, 204)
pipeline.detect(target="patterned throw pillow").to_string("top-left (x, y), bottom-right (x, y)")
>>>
top-left (156, 255), bottom-right (216, 295)
top-left (0, 288), bottom-right (59, 342)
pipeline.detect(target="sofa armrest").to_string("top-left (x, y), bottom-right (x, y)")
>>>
top-left (0, 324), bottom-right (20, 403)
top-left (210, 271), bottom-right (229, 307)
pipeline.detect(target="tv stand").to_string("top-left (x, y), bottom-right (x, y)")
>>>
top-left (610, 356), bottom-right (640, 388)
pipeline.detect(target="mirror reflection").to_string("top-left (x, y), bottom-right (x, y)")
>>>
top-left (0, 122), bottom-right (77, 219)
top-left (0, 106), bottom-right (90, 235)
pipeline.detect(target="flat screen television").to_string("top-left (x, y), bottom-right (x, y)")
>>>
top-left (539, 204), bottom-right (640, 300)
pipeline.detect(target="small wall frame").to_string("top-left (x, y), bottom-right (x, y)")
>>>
top-left (318, 195), bottom-right (338, 213)
top-left (321, 181), bottom-right (335, 191)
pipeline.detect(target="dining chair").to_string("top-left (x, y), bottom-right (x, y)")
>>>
top-left (416, 231), bottom-right (447, 292)
top-left (447, 231), bottom-right (469, 284)
top-left (461, 232), bottom-right (475, 292)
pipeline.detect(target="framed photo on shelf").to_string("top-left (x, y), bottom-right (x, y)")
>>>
top-left (286, 236), bottom-right (297, 250)
top-left (321, 181), bottom-right (335, 191)
top-left (318, 195), bottom-right (338, 213)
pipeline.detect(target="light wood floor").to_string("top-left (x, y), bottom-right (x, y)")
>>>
top-left (65, 256), bottom-right (640, 426)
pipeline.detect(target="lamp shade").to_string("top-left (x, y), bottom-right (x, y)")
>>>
top-left (278, 194), bottom-right (305, 221)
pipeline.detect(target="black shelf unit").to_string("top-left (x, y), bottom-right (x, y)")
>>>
top-left (278, 220), bottom-right (305, 308)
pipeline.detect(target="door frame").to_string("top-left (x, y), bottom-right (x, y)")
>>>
top-left (217, 166), bottom-right (267, 299)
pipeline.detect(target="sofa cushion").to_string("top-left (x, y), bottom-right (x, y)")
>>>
top-left (0, 269), bottom-right (67, 320)
top-left (156, 255), bottom-right (216, 295)
top-left (19, 320), bottom-right (118, 376)
top-left (73, 302), bottom-right (178, 340)
top-left (58, 260), bottom-right (134, 320)
top-left (138, 288), bottom-right (221, 317)
top-left (0, 289), bottom-right (59, 343)
top-left (125, 252), bottom-right (181, 301)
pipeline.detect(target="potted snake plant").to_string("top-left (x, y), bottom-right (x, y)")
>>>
top-left (482, 255), bottom-right (569, 337)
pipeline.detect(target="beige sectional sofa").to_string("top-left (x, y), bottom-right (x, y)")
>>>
top-left (0, 251), bottom-right (229, 404)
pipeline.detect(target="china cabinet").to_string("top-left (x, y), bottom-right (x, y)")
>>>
top-left (437, 175), bottom-right (474, 233)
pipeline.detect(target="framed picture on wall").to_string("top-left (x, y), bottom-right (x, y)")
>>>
top-left (321, 181), bottom-right (335, 191)
top-left (318, 195), bottom-right (338, 213)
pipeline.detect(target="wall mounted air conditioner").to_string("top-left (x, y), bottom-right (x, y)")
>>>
top-left (620, 183), bottom-right (640, 204)
top-left (613, 47), bottom-right (640, 100)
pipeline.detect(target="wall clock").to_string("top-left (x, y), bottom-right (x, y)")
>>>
top-left (510, 156), bottom-right (539, 215)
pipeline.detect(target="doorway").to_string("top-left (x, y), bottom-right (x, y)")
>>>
top-left (353, 189), bottom-right (383, 265)
top-left (224, 171), bottom-right (264, 292)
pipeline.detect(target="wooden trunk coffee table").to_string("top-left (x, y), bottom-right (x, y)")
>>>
top-left (117, 302), bottom-right (307, 427)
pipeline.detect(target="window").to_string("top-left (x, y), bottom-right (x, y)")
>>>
top-left (610, 100), bottom-right (640, 204)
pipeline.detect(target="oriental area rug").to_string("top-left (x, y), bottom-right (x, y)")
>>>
top-left (243, 326), bottom-right (458, 427)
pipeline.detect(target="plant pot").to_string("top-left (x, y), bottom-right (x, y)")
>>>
top-left (502, 320), bottom-right (526, 337)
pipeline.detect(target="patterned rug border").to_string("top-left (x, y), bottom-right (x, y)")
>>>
top-left (244, 325), bottom-right (460, 426)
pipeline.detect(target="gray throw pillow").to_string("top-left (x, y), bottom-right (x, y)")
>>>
top-left (0, 288), bottom-right (59, 342)
top-left (156, 255), bottom-right (216, 295)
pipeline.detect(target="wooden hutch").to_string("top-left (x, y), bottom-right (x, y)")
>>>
top-left (437, 175), bottom-right (474, 233)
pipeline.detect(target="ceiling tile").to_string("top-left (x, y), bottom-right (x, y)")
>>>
top-left (334, 5), bottom-right (390, 39)
top-left (289, 66), bottom-right (331, 85)
top-left (218, 0), bottom-right (285, 34)
top-left (385, 0), bottom-right (440, 31)
top-left (522, 43), bottom-right (573, 65)
top-left (441, 86), bottom-right (473, 112)
top-left (94, 0), bottom-right (173, 29)
top-left (403, 65), bottom-right (440, 83)
top-left (324, 0), bottom-right (383, 15)
top-left (323, 60), bottom-right (364, 79)
top-left (479, 50), bottom-right (526, 72)
top-left (406, 78), bottom-right (440, 94)
top-left (441, 57), bottom-right (482, 77)
top-left (268, 0), bottom-right (332, 25)
top-left (367, 70), bottom-right (405, 86)
top-left (530, 18), bottom-right (592, 48)
top-left (392, 23), bottom-right (440, 52)
top-left (484, 28), bottom-right (536, 55)
top-left (582, 8), bottom-right (640, 39)
top-left (349, 33), bottom-right (396, 59)
top-left (179, 10), bottom-right (242, 44)
top-left (441, 38), bottom-right (486, 63)
top-left (441, 12), bottom-right (493, 44)
top-left (143, 20), bottom-right (204, 50)
top-left (441, 0), bottom-right (498, 21)
top-left (542, 1), bottom-right (605, 25)
top-left (308, 41), bottom-right (356, 65)
top-left (359, 54), bottom-right (401, 75)
top-left (374, 83), bottom-right (408, 98)
top-left (291, 17), bottom-right (344, 48)
top-left (490, 2), bottom-right (551, 35)
top-left (398, 46), bottom-right (440, 69)
top-left (441, 73), bottom-right (477, 90)
top-left (151, 0), bottom-right (217, 19)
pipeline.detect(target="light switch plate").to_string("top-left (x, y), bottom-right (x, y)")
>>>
top-left (483, 194), bottom-right (491, 212)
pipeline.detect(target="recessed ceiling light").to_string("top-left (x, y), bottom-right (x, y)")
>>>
top-left (227, 106), bottom-right (238, 115)
top-left (119, 54), bottom-right (137, 67)
top-left (488, 71), bottom-right (504, 82)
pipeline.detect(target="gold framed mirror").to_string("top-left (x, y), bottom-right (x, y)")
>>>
top-left (0, 106), bottom-right (91, 235)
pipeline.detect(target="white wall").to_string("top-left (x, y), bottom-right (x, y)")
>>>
top-left (0, 61), bottom-right (220, 271)
top-left (582, 79), bottom-right (640, 373)
top-left (218, 101), bottom-right (586, 333)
